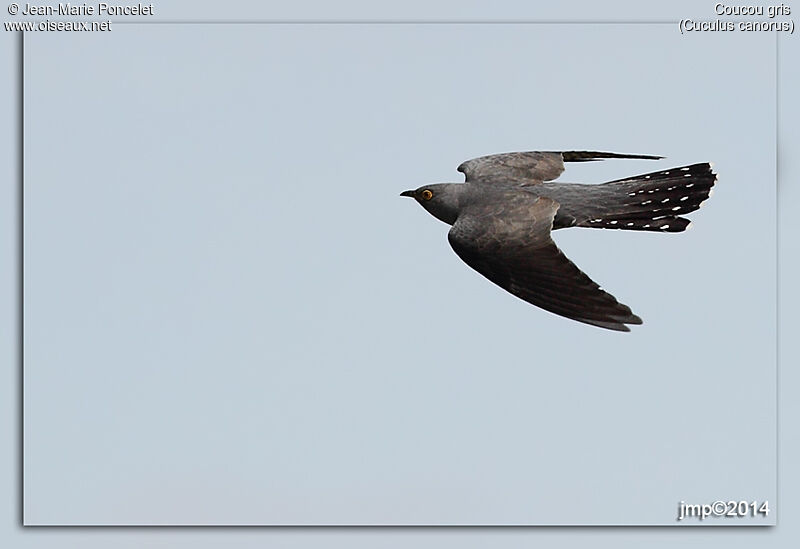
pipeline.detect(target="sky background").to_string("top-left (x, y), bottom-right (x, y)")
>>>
top-left (20, 19), bottom-right (776, 525)
top-left (3, 0), bottom-right (798, 545)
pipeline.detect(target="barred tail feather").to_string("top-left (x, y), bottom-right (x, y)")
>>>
top-left (579, 163), bottom-right (717, 233)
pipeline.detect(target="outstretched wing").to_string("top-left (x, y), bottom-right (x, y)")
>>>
top-left (457, 151), bottom-right (662, 185)
top-left (448, 193), bottom-right (642, 331)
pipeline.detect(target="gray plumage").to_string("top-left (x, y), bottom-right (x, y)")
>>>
top-left (401, 151), bottom-right (717, 332)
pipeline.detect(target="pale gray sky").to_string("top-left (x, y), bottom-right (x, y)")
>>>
top-left (21, 21), bottom-right (775, 526)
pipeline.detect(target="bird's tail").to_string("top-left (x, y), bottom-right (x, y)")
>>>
top-left (576, 163), bottom-right (717, 232)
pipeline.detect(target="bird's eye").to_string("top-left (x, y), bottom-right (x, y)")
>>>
top-left (421, 189), bottom-right (434, 200)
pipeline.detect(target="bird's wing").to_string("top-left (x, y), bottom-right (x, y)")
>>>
top-left (457, 151), bottom-right (662, 185)
top-left (447, 192), bottom-right (643, 331)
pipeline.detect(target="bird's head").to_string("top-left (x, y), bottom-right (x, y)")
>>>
top-left (400, 183), bottom-right (464, 225)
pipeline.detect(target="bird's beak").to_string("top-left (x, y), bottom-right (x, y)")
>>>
top-left (400, 190), bottom-right (415, 197)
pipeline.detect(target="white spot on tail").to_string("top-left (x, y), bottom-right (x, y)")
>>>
top-left (660, 224), bottom-right (670, 230)
top-left (661, 198), bottom-right (670, 203)
top-left (686, 183), bottom-right (694, 188)
top-left (627, 222), bottom-right (634, 226)
top-left (671, 206), bottom-right (681, 211)
top-left (680, 196), bottom-right (689, 201)
top-left (681, 167), bottom-right (690, 171)
top-left (645, 175), bottom-right (651, 179)
top-left (684, 173), bottom-right (692, 177)
top-left (610, 220), bottom-right (618, 225)
top-left (642, 200), bottom-right (652, 205)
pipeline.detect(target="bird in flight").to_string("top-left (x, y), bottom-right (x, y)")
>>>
top-left (401, 151), bottom-right (717, 332)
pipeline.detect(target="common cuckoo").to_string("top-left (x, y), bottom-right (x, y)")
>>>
top-left (401, 151), bottom-right (717, 332)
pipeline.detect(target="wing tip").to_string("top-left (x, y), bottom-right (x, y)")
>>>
top-left (562, 151), bottom-right (664, 163)
top-left (575, 312), bottom-right (643, 332)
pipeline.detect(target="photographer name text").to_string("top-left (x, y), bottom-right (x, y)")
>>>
top-left (18, 2), bottom-right (153, 16)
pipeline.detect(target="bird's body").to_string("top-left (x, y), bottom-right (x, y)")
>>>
top-left (401, 151), bottom-right (717, 332)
